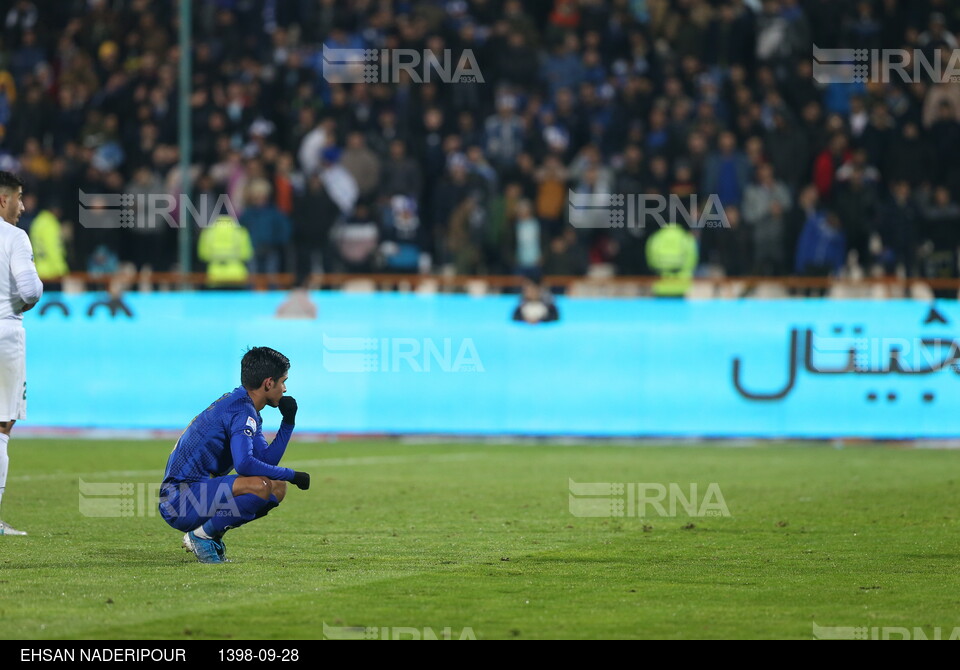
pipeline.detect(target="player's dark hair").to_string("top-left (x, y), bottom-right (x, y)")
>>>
top-left (0, 171), bottom-right (24, 193)
top-left (241, 347), bottom-right (290, 390)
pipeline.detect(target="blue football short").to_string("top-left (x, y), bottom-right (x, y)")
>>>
top-left (158, 475), bottom-right (240, 532)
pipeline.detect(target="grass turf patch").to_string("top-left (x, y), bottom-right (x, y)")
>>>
top-left (1, 440), bottom-right (958, 639)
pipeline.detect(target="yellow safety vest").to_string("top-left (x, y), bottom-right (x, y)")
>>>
top-left (198, 216), bottom-right (253, 285)
top-left (29, 210), bottom-right (69, 279)
top-left (646, 225), bottom-right (698, 297)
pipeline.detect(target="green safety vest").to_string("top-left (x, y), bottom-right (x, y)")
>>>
top-left (198, 216), bottom-right (253, 285)
top-left (29, 210), bottom-right (69, 279)
top-left (645, 225), bottom-right (698, 297)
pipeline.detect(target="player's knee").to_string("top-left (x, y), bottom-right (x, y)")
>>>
top-left (235, 476), bottom-right (272, 499)
top-left (271, 480), bottom-right (286, 503)
top-left (251, 477), bottom-right (272, 499)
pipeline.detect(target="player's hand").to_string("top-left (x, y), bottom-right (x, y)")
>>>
top-left (279, 396), bottom-right (298, 425)
top-left (291, 471), bottom-right (310, 490)
top-left (19, 302), bottom-right (36, 314)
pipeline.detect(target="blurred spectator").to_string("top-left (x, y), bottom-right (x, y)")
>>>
top-left (702, 131), bottom-right (751, 208)
top-left (784, 62), bottom-right (820, 116)
top-left (5, 2), bottom-right (39, 46)
top-left (319, 145), bottom-right (359, 220)
top-left (766, 108), bottom-right (809, 192)
top-left (543, 228), bottom-right (587, 277)
top-left (918, 13), bottom-right (958, 51)
top-left (787, 184), bottom-right (818, 265)
top-left (834, 166), bottom-right (879, 266)
top-left (615, 144), bottom-right (645, 197)
top-left (87, 244), bottom-right (119, 277)
top-left (292, 173), bottom-right (337, 278)
top-left (380, 195), bottom-right (424, 274)
top-left (795, 210), bottom-right (846, 277)
top-left (2, 0), bottom-right (960, 283)
top-left (848, 96), bottom-right (870, 139)
top-left (275, 282), bottom-right (318, 320)
top-left (124, 165), bottom-right (169, 270)
top-left (926, 100), bottom-right (960, 186)
top-left (860, 103), bottom-right (894, 171)
top-left (701, 204), bottom-right (750, 277)
top-left (645, 224), bottom-right (698, 298)
top-left (341, 131), bottom-right (381, 202)
top-left (704, 2), bottom-right (754, 71)
top-left (29, 205), bottom-right (68, 289)
top-left (512, 280), bottom-right (559, 325)
top-left (845, 0), bottom-right (882, 52)
top-left (484, 94), bottom-right (525, 172)
top-left (876, 180), bottom-right (919, 276)
top-left (884, 121), bottom-right (930, 186)
top-left (489, 181), bottom-right (523, 272)
top-left (239, 179), bottom-right (291, 277)
top-left (836, 148), bottom-right (881, 186)
top-left (512, 199), bottom-right (542, 282)
top-left (813, 132), bottom-right (851, 201)
top-left (198, 215), bottom-right (252, 288)
top-left (380, 139), bottom-right (423, 201)
top-left (331, 203), bottom-right (379, 273)
top-left (297, 115), bottom-right (332, 176)
top-left (433, 152), bottom-right (479, 264)
top-left (756, 0), bottom-right (808, 71)
top-left (919, 186), bottom-right (960, 278)
top-left (272, 152), bottom-right (298, 217)
top-left (542, 33), bottom-right (584, 98)
top-left (742, 163), bottom-right (792, 275)
top-left (534, 154), bottom-right (569, 233)
top-left (11, 29), bottom-right (45, 83)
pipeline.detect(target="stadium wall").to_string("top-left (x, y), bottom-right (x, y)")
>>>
top-left (25, 292), bottom-right (960, 438)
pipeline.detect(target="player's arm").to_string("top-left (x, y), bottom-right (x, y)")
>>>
top-left (229, 412), bottom-right (310, 489)
top-left (229, 412), bottom-right (294, 480)
top-left (10, 230), bottom-right (43, 310)
top-left (257, 397), bottom-right (297, 466)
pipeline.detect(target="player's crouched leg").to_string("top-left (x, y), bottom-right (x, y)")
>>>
top-left (230, 477), bottom-right (285, 521)
top-left (229, 476), bottom-right (284, 525)
top-left (255, 480), bottom-right (286, 519)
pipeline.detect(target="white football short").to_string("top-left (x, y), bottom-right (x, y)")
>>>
top-left (0, 321), bottom-right (26, 422)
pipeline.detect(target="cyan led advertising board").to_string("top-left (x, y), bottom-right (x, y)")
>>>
top-left (23, 293), bottom-right (960, 438)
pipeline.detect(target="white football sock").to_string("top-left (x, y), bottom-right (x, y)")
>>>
top-left (193, 525), bottom-right (213, 540)
top-left (0, 433), bottom-right (9, 511)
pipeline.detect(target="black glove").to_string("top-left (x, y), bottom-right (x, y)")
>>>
top-left (291, 471), bottom-right (310, 490)
top-left (278, 396), bottom-right (298, 426)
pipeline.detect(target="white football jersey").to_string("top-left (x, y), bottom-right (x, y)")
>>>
top-left (0, 216), bottom-right (40, 321)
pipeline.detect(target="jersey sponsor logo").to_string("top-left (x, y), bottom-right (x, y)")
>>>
top-left (243, 416), bottom-right (257, 436)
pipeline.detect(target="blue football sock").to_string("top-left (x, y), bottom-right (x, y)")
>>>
top-left (254, 494), bottom-right (280, 520)
top-left (202, 493), bottom-right (272, 538)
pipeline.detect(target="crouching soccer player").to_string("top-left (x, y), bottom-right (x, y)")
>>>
top-left (158, 347), bottom-right (311, 563)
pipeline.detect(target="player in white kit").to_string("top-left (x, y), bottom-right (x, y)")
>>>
top-left (0, 171), bottom-right (42, 536)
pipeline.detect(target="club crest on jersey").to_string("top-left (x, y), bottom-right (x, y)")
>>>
top-left (244, 416), bottom-right (257, 436)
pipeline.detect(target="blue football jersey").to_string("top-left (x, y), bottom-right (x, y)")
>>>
top-left (162, 386), bottom-right (294, 484)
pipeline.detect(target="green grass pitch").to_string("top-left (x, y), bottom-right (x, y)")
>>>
top-left (1, 439), bottom-right (958, 640)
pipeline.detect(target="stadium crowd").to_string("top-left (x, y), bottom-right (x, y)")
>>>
top-left (2, 0), bottom-right (960, 284)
